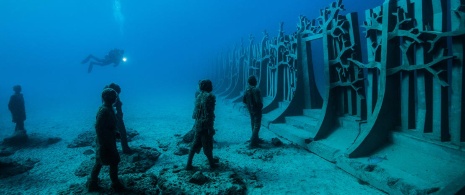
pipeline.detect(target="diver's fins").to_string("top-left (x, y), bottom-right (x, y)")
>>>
top-left (81, 55), bottom-right (91, 64)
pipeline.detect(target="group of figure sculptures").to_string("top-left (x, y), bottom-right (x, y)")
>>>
top-left (3, 75), bottom-right (263, 192)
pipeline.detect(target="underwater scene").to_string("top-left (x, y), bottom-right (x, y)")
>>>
top-left (1, 0), bottom-right (465, 194)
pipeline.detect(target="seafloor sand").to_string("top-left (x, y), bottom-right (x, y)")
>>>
top-left (0, 92), bottom-right (384, 194)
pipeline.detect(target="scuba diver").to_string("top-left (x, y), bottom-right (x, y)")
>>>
top-left (82, 49), bottom-right (125, 73)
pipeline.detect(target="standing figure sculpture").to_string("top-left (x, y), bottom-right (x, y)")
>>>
top-left (182, 80), bottom-right (205, 143)
top-left (87, 88), bottom-right (125, 192)
top-left (7, 85), bottom-right (27, 140)
top-left (243, 75), bottom-right (263, 148)
top-left (82, 48), bottom-right (125, 73)
top-left (186, 79), bottom-right (218, 170)
top-left (105, 83), bottom-right (132, 154)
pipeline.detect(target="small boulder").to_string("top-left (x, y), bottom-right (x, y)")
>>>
top-left (82, 149), bottom-right (94, 156)
top-left (174, 147), bottom-right (189, 156)
top-left (0, 147), bottom-right (15, 157)
top-left (182, 130), bottom-right (195, 143)
top-left (271, 138), bottom-right (283, 146)
top-left (67, 131), bottom-right (95, 148)
top-left (189, 171), bottom-right (209, 185)
top-left (0, 158), bottom-right (39, 178)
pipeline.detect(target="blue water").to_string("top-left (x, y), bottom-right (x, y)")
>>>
top-left (0, 0), bottom-right (384, 132)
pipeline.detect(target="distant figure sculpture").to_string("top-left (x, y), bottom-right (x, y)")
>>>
top-left (8, 85), bottom-right (27, 135)
top-left (87, 88), bottom-right (125, 192)
top-left (82, 48), bottom-right (125, 73)
top-left (186, 79), bottom-right (218, 170)
top-left (105, 83), bottom-right (131, 154)
top-left (5, 85), bottom-right (27, 141)
top-left (182, 80), bottom-right (206, 144)
top-left (243, 75), bottom-right (263, 148)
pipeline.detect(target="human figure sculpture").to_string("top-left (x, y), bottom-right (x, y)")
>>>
top-left (186, 79), bottom-right (218, 170)
top-left (3, 85), bottom-right (28, 144)
top-left (105, 83), bottom-right (131, 154)
top-left (8, 85), bottom-right (27, 139)
top-left (87, 88), bottom-right (125, 192)
top-left (242, 76), bottom-right (263, 148)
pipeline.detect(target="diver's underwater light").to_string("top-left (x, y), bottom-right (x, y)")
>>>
top-left (122, 57), bottom-right (127, 62)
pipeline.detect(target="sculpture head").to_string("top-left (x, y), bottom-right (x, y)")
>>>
top-left (13, 85), bottom-right (22, 93)
top-left (107, 83), bottom-right (121, 94)
top-left (248, 75), bottom-right (257, 86)
top-left (101, 88), bottom-right (118, 105)
top-left (199, 79), bottom-right (213, 92)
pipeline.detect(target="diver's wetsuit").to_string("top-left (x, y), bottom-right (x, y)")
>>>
top-left (82, 49), bottom-right (124, 73)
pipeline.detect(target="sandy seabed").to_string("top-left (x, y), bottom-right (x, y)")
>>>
top-left (0, 93), bottom-right (384, 194)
